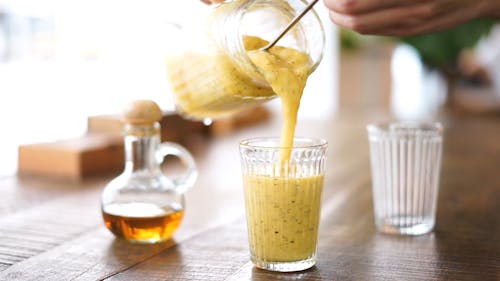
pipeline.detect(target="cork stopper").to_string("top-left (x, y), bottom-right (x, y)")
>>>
top-left (123, 100), bottom-right (162, 125)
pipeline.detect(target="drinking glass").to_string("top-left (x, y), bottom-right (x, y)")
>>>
top-left (367, 122), bottom-right (443, 235)
top-left (239, 137), bottom-right (327, 272)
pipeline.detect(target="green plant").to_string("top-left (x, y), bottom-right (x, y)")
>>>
top-left (339, 18), bottom-right (497, 73)
top-left (400, 19), bottom-right (497, 72)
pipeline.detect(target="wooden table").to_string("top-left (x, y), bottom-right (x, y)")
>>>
top-left (1, 107), bottom-right (500, 280)
top-left (1, 46), bottom-right (500, 280)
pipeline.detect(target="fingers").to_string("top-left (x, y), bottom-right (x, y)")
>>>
top-left (326, 0), bottom-right (481, 36)
top-left (323, 0), bottom-right (417, 15)
top-left (384, 8), bottom-right (478, 36)
top-left (201, 0), bottom-right (223, 4)
top-left (328, 3), bottom-right (435, 35)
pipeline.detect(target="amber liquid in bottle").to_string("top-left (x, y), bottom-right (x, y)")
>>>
top-left (102, 202), bottom-right (184, 243)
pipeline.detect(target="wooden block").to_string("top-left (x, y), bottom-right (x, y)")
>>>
top-left (18, 134), bottom-right (124, 180)
top-left (88, 112), bottom-right (208, 143)
top-left (87, 115), bottom-right (124, 135)
top-left (210, 106), bottom-right (271, 136)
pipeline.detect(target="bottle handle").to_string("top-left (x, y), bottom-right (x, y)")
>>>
top-left (157, 142), bottom-right (198, 194)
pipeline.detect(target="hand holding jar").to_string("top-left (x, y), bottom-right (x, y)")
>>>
top-left (324, 0), bottom-right (500, 36)
top-left (200, 0), bottom-right (223, 4)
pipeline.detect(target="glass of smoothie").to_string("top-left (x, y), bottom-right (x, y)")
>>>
top-left (239, 137), bottom-right (327, 272)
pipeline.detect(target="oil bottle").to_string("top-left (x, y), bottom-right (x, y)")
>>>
top-left (101, 100), bottom-right (197, 243)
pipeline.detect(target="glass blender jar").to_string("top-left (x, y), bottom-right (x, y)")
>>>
top-left (165, 0), bottom-right (325, 120)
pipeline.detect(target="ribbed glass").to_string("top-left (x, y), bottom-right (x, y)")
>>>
top-left (367, 122), bottom-right (443, 235)
top-left (239, 137), bottom-right (327, 272)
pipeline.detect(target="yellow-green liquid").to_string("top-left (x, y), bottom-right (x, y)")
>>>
top-left (244, 38), bottom-right (320, 262)
top-left (243, 175), bottom-right (324, 261)
top-left (246, 37), bottom-right (310, 167)
top-left (167, 36), bottom-right (311, 166)
top-left (168, 34), bottom-right (320, 262)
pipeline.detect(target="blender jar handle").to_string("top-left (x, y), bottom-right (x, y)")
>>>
top-left (157, 142), bottom-right (198, 193)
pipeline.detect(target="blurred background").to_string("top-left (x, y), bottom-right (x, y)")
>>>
top-left (0, 0), bottom-right (184, 175)
top-left (1, 0), bottom-right (499, 179)
top-left (0, 0), bottom-right (338, 178)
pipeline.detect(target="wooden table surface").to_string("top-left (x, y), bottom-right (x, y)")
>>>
top-left (1, 48), bottom-right (500, 280)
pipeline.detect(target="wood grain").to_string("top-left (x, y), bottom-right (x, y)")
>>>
top-left (1, 46), bottom-right (500, 280)
top-left (0, 115), bottom-right (369, 280)
top-left (2, 112), bottom-right (500, 280)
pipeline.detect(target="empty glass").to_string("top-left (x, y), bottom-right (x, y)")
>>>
top-left (367, 122), bottom-right (443, 235)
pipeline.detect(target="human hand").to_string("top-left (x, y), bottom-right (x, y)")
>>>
top-left (201, 0), bottom-right (223, 4)
top-left (324, 0), bottom-right (500, 36)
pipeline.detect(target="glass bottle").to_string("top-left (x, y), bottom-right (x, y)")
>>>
top-left (165, 0), bottom-right (325, 120)
top-left (101, 100), bottom-right (197, 244)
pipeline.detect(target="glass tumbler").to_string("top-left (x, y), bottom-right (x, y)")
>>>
top-left (239, 137), bottom-right (327, 272)
top-left (367, 122), bottom-right (443, 235)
